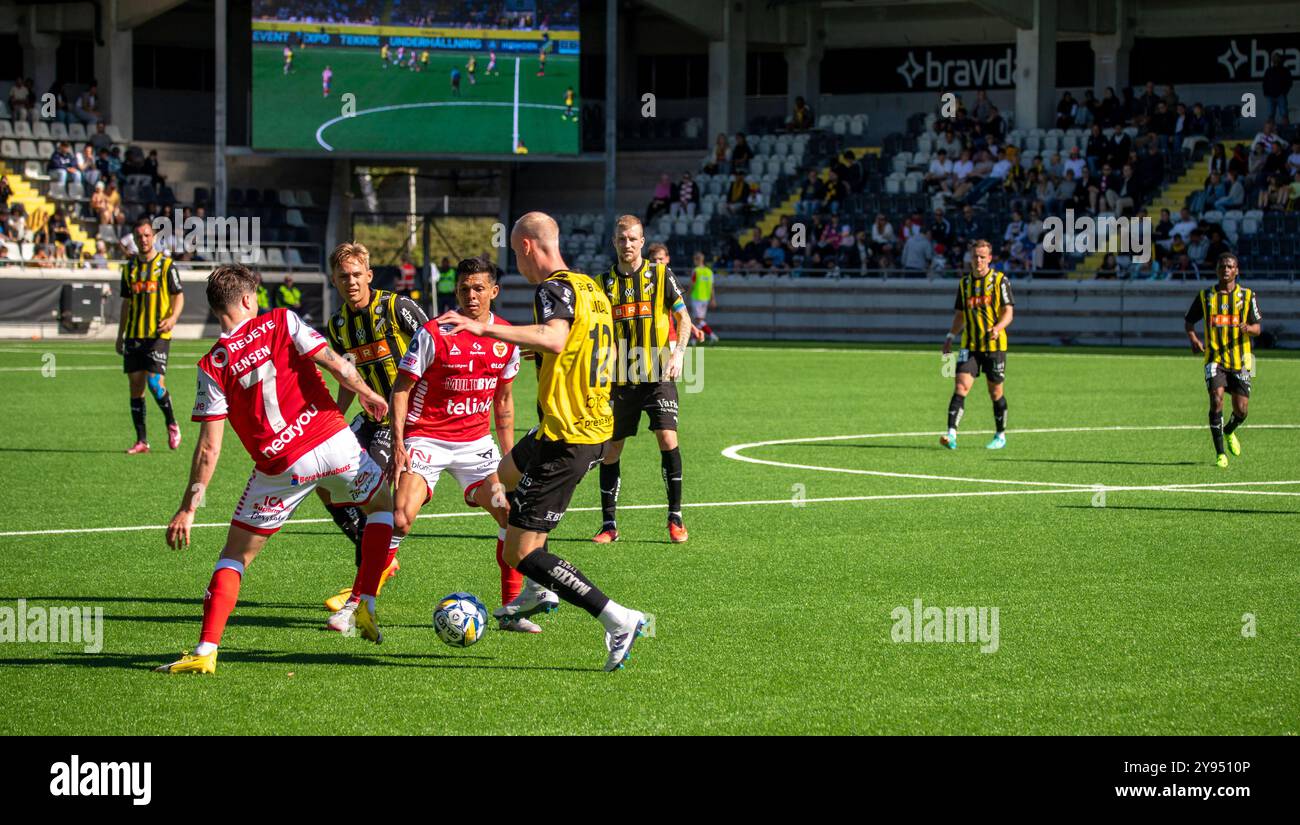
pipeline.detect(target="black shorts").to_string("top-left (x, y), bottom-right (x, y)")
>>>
top-left (956, 349), bottom-right (1006, 384)
top-left (350, 414), bottom-right (394, 472)
top-left (507, 432), bottom-right (606, 533)
top-left (122, 338), bottom-right (170, 375)
top-left (611, 381), bottom-right (680, 441)
top-left (1205, 363), bottom-right (1252, 397)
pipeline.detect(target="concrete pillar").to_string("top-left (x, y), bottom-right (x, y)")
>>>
top-left (786, 5), bottom-right (823, 119)
top-left (17, 12), bottom-right (59, 114)
top-left (93, 0), bottom-right (133, 139)
top-left (707, 3), bottom-right (745, 139)
top-left (1091, 0), bottom-right (1132, 95)
top-left (1014, 0), bottom-right (1057, 130)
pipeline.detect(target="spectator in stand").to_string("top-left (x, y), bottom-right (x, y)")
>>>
top-left (1206, 142), bottom-right (1228, 178)
top-left (8, 78), bottom-right (32, 123)
top-left (1228, 143), bottom-right (1250, 177)
top-left (6, 206), bottom-right (27, 243)
top-left (1252, 120), bottom-right (1283, 155)
top-left (796, 170), bottom-right (823, 217)
top-left (771, 214), bottom-right (792, 246)
top-left (1107, 123), bottom-right (1132, 169)
top-left (789, 96), bottom-right (814, 131)
top-left (1003, 210), bottom-right (1026, 252)
top-left (1044, 151), bottom-right (1064, 180)
top-left (839, 150), bottom-right (866, 193)
top-left (1262, 51), bottom-right (1294, 124)
top-left (1077, 89), bottom-right (1098, 127)
top-left (1186, 228), bottom-right (1210, 264)
top-left (900, 210), bottom-right (925, 241)
top-left (144, 150), bottom-right (166, 189)
top-left (739, 227), bottom-right (765, 272)
top-left (1097, 87), bottom-right (1123, 127)
top-left (1056, 168), bottom-right (1078, 207)
top-left (961, 146), bottom-right (1011, 205)
top-left (1258, 175), bottom-right (1290, 210)
top-left (77, 145), bottom-right (99, 188)
top-left (1204, 229), bottom-right (1232, 266)
top-left (1063, 145), bottom-right (1087, 180)
top-left (90, 121), bottom-right (114, 154)
top-left (45, 81), bottom-right (74, 125)
top-left (90, 240), bottom-right (109, 267)
top-left (900, 229), bottom-right (933, 273)
top-left (1258, 140), bottom-right (1289, 187)
top-left (729, 132), bottom-right (753, 174)
top-left (984, 105), bottom-right (1006, 143)
top-left (763, 236), bottom-right (789, 273)
top-left (1189, 171), bottom-right (1224, 214)
top-left (0, 175), bottom-right (10, 210)
top-left (1034, 238), bottom-right (1065, 277)
top-left (1096, 252), bottom-right (1119, 279)
top-left (91, 181), bottom-right (111, 224)
top-left (1285, 140), bottom-right (1300, 178)
top-left (929, 208), bottom-right (953, 249)
top-left (936, 126), bottom-right (963, 159)
top-left (1056, 91), bottom-right (1078, 128)
top-left (726, 171), bottom-right (748, 215)
top-left (869, 213), bottom-right (897, 263)
top-left (1169, 253), bottom-right (1199, 280)
top-left (971, 90), bottom-right (992, 122)
top-left (1149, 101), bottom-right (1175, 155)
top-left (74, 82), bottom-right (101, 125)
top-left (821, 169), bottom-right (847, 216)
top-left (645, 172), bottom-right (672, 224)
top-left (745, 180), bottom-right (765, 215)
top-left (1137, 141), bottom-right (1165, 194)
top-left (1085, 123), bottom-right (1107, 176)
top-left (1152, 208), bottom-right (1174, 252)
top-left (1171, 207), bottom-right (1198, 244)
top-left (841, 230), bottom-right (870, 277)
top-left (670, 172), bottom-right (698, 219)
top-left (925, 149), bottom-right (953, 191)
top-left (1032, 171), bottom-right (1059, 214)
top-left (48, 142), bottom-right (82, 186)
top-left (1213, 169), bottom-right (1245, 211)
top-left (704, 132), bottom-right (730, 175)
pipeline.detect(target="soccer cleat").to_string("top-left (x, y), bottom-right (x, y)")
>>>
top-left (499, 616), bottom-right (543, 633)
top-left (492, 580), bottom-right (560, 622)
top-left (591, 525), bottom-right (619, 544)
top-left (125, 440), bottom-right (150, 455)
top-left (167, 423), bottom-right (182, 450)
top-left (326, 601), bottom-right (358, 633)
top-left (375, 556), bottom-right (400, 597)
top-left (324, 587), bottom-right (353, 613)
top-left (668, 519), bottom-right (689, 543)
top-left (1215, 453), bottom-right (1229, 468)
top-left (986, 433), bottom-right (1007, 450)
top-left (1227, 432), bottom-right (1241, 456)
top-left (604, 611), bottom-right (647, 672)
top-left (353, 601), bottom-right (383, 644)
top-left (154, 650), bottom-right (217, 675)
top-left (939, 434), bottom-right (957, 450)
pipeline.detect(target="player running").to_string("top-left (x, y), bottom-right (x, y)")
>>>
top-left (282, 45), bottom-right (293, 75)
top-left (466, 54), bottom-right (477, 85)
top-left (592, 216), bottom-right (692, 545)
top-left (536, 48), bottom-right (546, 77)
top-left (1184, 252), bottom-right (1262, 467)
top-left (689, 251), bottom-right (718, 343)
top-left (940, 239), bottom-right (1013, 450)
top-left (321, 242), bottom-right (427, 613)
top-left (486, 50), bottom-right (498, 75)
top-left (321, 65), bottom-right (332, 97)
top-left (419, 50), bottom-right (429, 72)
top-left (437, 212), bottom-right (649, 671)
top-left (380, 43), bottom-right (389, 68)
top-left (563, 86), bottom-right (575, 121)
top-left (117, 216), bottom-right (185, 454)
top-left (368, 257), bottom-right (536, 633)
top-left (450, 67), bottom-right (461, 97)
top-left (156, 264), bottom-right (395, 675)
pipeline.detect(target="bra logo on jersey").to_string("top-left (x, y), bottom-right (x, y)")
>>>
top-left (966, 295), bottom-right (995, 308)
top-left (1211, 314), bottom-right (1240, 327)
top-left (130, 281), bottom-right (159, 293)
top-left (613, 302), bottom-right (653, 319)
top-left (446, 397), bottom-right (494, 416)
top-left (493, 341), bottom-right (508, 357)
top-left (348, 340), bottom-right (392, 364)
top-left (261, 405), bottom-right (320, 457)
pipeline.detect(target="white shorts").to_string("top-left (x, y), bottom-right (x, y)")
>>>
top-left (404, 434), bottom-right (500, 505)
top-left (231, 427), bottom-right (384, 536)
top-left (691, 300), bottom-right (709, 321)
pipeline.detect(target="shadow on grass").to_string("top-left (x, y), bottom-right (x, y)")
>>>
top-left (0, 447), bottom-right (137, 455)
top-left (1057, 504), bottom-right (1297, 515)
top-left (993, 458), bottom-right (1198, 467)
top-left (0, 595), bottom-right (312, 610)
top-left (802, 443), bottom-right (936, 452)
top-left (0, 649), bottom-right (597, 674)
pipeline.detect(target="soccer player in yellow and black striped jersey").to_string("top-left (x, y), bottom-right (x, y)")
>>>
top-left (1185, 253), bottom-right (1262, 467)
top-left (563, 86), bottom-right (575, 121)
top-left (437, 211), bottom-right (648, 671)
top-left (321, 242), bottom-right (427, 609)
top-left (116, 216), bottom-right (184, 454)
top-left (940, 239), bottom-right (1014, 450)
top-left (593, 215), bottom-right (692, 545)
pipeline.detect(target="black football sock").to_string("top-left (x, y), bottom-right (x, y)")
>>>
top-left (328, 505), bottom-right (366, 567)
top-left (992, 396), bottom-right (1008, 434)
top-left (130, 398), bottom-right (147, 442)
top-left (1224, 411), bottom-right (1246, 435)
top-left (154, 391), bottom-right (177, 427)
top-left (661, 447), bottom-right (683, 523)
top-left (516, 549), bottom-right (609, 618)
top-left (1209, 410), bottom-right (1225, 455)
top-left (947, 393), bottom-right (966, 431)
top-left (599, 461), bottom-right (620, 528)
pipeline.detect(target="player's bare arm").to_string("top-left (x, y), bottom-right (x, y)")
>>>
top-left (436, 310), bottom-right (571, 354)
top-left (166, 419), bottom-right (225, 549)
top-left (943, 310), bottom-right (964, 355)
top-left (157, 292), bottom-right (185, 335)
top-left (988, 304), bottom-right (1014, 342)
top-left (311, 346), bottom-right (388, 421)
top-left (493, 379), bottom-right (515, 456)
top-left (115, 298), bottom-right (131, 354)
top-left (666, 306), bottom-right (693, 380)
top-left (1185, 320), bottom-right (1205, 354)
top-left (387, 371), bottom-right (416, 481)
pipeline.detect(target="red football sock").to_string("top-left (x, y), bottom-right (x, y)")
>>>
top-left (353, 512), bottom-right (395, 598)
top-left (496, 527), bottom-right (521, 604)
top-left (199, 559), bottom-right (244, 646)
top-left (700, 322), bottom-right (714, 336)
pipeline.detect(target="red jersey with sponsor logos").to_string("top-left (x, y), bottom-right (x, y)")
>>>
top-left (192, 307), bottom-right (348, 474)
top-left (397, 313), bottom-right (521, 443)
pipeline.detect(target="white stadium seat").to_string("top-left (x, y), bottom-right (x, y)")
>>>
top-left (33, 121), bottom-right (51, 140)
top-left (69, 123), bottom-right (87, 140)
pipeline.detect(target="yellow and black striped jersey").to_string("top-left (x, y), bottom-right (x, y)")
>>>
top-left (532, 271), bottom-right (614, 444)
top-left (601, 259), bottom-right (686, 384)
top-left (954, 269), bottom-right (1013, 352)
top-left (119, 253), bottom-right (183, 340)
top-left (1185, 285), bottom-right (1261, 372)
top-left (565, 90), bottom-right (574, 106)
top-left (326, 289), bottom-right (428, 426)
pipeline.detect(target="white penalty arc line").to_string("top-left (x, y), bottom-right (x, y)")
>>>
top-left (315, 99), bottom-right (566, 151)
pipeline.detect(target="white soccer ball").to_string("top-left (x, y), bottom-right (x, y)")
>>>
top-left (433, 592), bottom-right (488, 648)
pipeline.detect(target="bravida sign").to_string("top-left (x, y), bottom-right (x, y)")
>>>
top-left (821, 41), bottom-right (1093, 94)
top-left (1130, 35), bottom-right (1300, 85)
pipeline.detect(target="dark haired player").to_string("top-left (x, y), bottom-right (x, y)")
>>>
top-left (940, 239), bottom-right (1013, 450)
top-left (1185, 253), bottom-right (1261, 467)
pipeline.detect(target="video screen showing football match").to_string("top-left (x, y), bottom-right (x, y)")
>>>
top-left (251, 1), bottom-right (581, 155)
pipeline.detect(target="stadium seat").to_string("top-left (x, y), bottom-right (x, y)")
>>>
top-left (833, 116), bottom-right (849, 135)
top-left (279, 190), bottom-right (298, 208)
top-left (266, 247), bottom-right (285, 267)
top-left (33, 121), bottom-right (51, 140)
top-left (885, 174), bottom-right (902, 194)
top-left (0, 139), bottom-right (18, 158)
top-left (1024, 135), bottom-right (1041, 152)
top-left (0, 121), bottom-right (12, 139)
top-left (105, 124), bottom-right (124, 143)
top-left (1061, 135), bottom-right (1079, 152)
top-left (68, 123), bottom-right (86, 141)
top-left (902, 175), bottom-right (921, 194)
top-left (68, 181), bottom-right (85, 201)
top-left (1202, 210), bottom-right (1223, 224)
top-left (23, 160), bottom-right (46, 180)
top-left (673, 218), bottom-right (689, 236)
top-left (1241, 217), bottom-right (1260, 236)
top-left (1007, 129), bottom-right (1025, 146)
top-left (284, 208), bottom-right (305, 228)
top-left (916, 134), bottom-right (934, 154)
top-left (911, 151), bottom-right (930, 169)
top-left (849, 116), bottom-right (866, 137)
top-left (699, 199), bottom-right (715, 218)
top-left (0, 100), bottom-right (8, 119)
top-left (49, 123), bottom-right (68, 140)
top-left (656, 216), bottom-right (672, 238)
top-left (1043, 136), bottom-right (1060, 152)
top-left (783, 158), bottom-right (798, 176)
top-left (47, 180), bottom-right (67, 201)
top-left (13, 121), bottom-right (32, 139)
top-left (691, 217), bottom-right (707, 236)
top-left (295, 190), bottom-right (315, 208)
top-left (817, 114), bottom-right (834, 130)
top-left (1224, 209), bottom-right (1244, 221)
top-left (1222, 218), bottom-right (1239, 243)
top-left (18, 140), bottom-right (39, 159)
top-left (36, 140), bottom-right (54, 158)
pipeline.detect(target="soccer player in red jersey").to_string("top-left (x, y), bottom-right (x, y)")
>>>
top-left (156, 265), bottom-right (396, 674)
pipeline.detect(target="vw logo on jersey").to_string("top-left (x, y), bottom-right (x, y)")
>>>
top-left (624, 287), bottom-right (635, 301)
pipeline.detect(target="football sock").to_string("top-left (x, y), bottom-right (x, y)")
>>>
top-left (947, 393), bottom-right (966, 431)
top-left (354, 512), bottom-right (395, 598)
top-left (1224, 412), bottom-right (1247, 435)
top-left (599, 461), bottom-right (621, 527)
top-left (516, 549), bottom-right (609, 619)
top-left (327, 505), bottom-right (366, 565)
top-left (661, 447), bottom-right (683, 521)
top-left (700, 322), bottom-right (714, 337)
top-left (993, 396), bottom-right (1008, 434)
top-left (130, 397), bottom-right (147, 442)
top-left (154, 391), bottom-right (176, 426)
top-left (597, 599), bottom-right (634, 633)
top-left (199, 558), bottom-right (244, 648)
top-left (1209, 410), bottom-right (1226, 455)
top-left (496, 527), bottom-right (522, 604)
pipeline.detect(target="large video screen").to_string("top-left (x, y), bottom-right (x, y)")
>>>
top-left (251, 1), bottom-right (581, 155)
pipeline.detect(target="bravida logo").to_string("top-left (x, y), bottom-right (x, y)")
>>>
top-left (50, 755), bottom-right (152, 805)
top-left (896, 47), bottom-right (1014, 90)
top-left (1217, 38), bottom-right (1299, 80)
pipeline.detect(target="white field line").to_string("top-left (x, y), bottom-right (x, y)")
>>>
top-left (314, 99), bottom-right (564, 151)
top-left (512, 56), bottom-right (520, 151)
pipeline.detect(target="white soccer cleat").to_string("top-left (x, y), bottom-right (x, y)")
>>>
top-left (499, 616), bottom-right (544, 633)
top-left (604, 610), bottom-right (647, 672)
top-left (492, 579), bottom-right (560, 622)
top-left (326, 602), bottom-right (357, 634)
